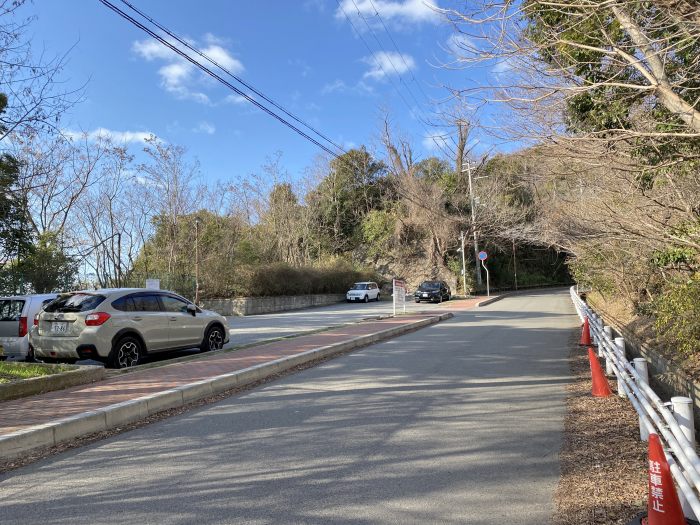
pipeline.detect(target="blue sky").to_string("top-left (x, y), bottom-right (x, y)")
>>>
top-left (25, 0), bottom-right (499, 184)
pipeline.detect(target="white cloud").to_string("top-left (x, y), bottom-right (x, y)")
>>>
top-left (223, 93), bottom-right (247, 104)
top-left (193, 121), bottom-right (216, 134)
top-left (321, 79), bottom-right (347, 94)
top-left (492, 57), bottom-right (517, 77)
top-left (362, 51), bottom-right (416, 80)
top-left (65, 128), bottom-right (155, 144)
top-left (132, 39), bottom-right (178, 61)
top-left (132, 35), bottom-right (244, 104)
top-left (202, 44), bottom-right (243, 72)
top-left (321, 79), bottom-right (375, 95)
top-left (446, 33), bottom-right (476, 55)
top-left (335, 0), bottom-right (440, 29)
top-left (422, 132), bottom-right (449, 152)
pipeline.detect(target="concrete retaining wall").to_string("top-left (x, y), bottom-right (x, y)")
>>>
top-left (203, 294), bottom-right (346, 316)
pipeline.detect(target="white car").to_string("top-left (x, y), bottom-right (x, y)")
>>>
top-left (0, 294), bottom-right (59, 361)
top-left (346, 282), bottom-right (380, 303)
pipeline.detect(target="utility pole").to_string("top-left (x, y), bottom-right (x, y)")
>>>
top-left (194, 217), bottom-right (200, 305)
top-left (464, 159), bottom-right (482, 288)
top-left (512, 238), bottom-right (518, 290)
top-left (459, 231), bottom-right (467, 296)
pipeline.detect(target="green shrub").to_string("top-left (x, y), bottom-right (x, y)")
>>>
top-left (247, 262), bottom-right (381, 297)
top-left (653, 274), bottom-right (700, 355)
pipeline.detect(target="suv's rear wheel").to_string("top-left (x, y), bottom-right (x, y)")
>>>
top-left (202, 325), bottom-right (225, 352)
top-left (108, 336), bottom-right (143, 369)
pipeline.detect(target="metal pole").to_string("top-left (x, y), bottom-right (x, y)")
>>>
top-left (512, 239), bottom-right (518, 291)
top-left (465, 159), bottom-right (482, 288)
top-left (603, 325), bottom-right (613, 372)
top-left (633, 358), bottom-right (650, 441)
top-left (460, 231), bottom-right (467, 297)
top-left (194, 218), bottom-right (200, 305)
top-left (614, 337), bottom-right (627, 399)
top-left (393, 278), bottom-right (396, 317)
top-left (481, 260), bottom-right (490, 297)
top-left (672, 397), bottom-right (696, 447)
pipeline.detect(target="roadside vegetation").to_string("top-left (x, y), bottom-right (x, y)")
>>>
top-left (0, 362), bottom-right (73, 384)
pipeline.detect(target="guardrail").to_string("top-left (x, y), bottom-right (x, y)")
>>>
top-left (570, 286), bottom-right (700, 520)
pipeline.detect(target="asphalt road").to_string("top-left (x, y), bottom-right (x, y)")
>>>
top-left (0, 289), bottom-right (577, 524)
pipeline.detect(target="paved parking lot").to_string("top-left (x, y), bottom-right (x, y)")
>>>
top-left (225, 298), bottom-right (453, 346)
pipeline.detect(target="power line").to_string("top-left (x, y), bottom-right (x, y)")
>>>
top-left (98, 0), bottom-right (343, 160)
top-left (366, 0), bottom-right (434, 104)
top-left (338, 0), bottom-right (456, 160)
top-left (360, 0), bottom-right (461, 162)
top-left (118, 0), bottom-right (347, 156)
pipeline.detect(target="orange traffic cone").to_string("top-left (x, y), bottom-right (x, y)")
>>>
top-left (647, 433), bottom-right (687, 524)
top-left (580, 317), bottom-right (592, 346)
top-left (588, 347), bottom-right (613, 397)
top-left (627, 433), bottom-right (690, 524)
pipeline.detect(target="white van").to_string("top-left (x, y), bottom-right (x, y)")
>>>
top-left (0, 294), bottom-right (59, 361)
top-left (346, 282), bottom-right (381, 302)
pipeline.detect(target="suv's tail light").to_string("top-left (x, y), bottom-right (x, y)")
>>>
top-left (19, 316), bottom-right (28, 337)
top-left (85, 312), bottom-right (111, 326)
top-left (33, 314), bottom-right (39, 327)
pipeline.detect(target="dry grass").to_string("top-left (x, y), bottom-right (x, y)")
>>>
top-left (553, 335), bottom-right (647, 524)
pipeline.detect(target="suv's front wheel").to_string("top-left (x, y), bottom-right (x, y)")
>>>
top-left (201, 325), bottom-right (225, 352)
top-left (108, 336), bottom-right (143, 369)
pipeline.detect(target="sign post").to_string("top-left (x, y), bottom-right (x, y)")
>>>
top-left (393, 278), bottom-right (406, 316)
top-left (145, 279), bottom-right (160, 290)
top-left (478, 251), bottom-right (490, 297)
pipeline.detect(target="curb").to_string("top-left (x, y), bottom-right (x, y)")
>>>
top-left (476, 295), bottom-right (507, 307)
top-left (0, 313), bottom-right (452, 461)
top-left (0, 365), bottom-right (105, 402)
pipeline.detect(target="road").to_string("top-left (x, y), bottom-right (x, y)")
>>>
top-left (0, 289), bottom-right (577, 524)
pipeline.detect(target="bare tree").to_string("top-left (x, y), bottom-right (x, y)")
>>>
top-left (442, 1), bottom-right (700, 145)
top-left (138, 137), bottom-right (200, 274)
top-left (0, 1), bottom-right (78, 143)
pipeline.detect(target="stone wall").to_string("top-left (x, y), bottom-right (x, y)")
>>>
top-left (202, 294), bottom-right (347, 316)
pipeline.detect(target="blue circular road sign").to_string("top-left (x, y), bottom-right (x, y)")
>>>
top-left (478, 251), bottom-right (488, 261)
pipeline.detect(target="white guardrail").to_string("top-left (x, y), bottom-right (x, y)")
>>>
top-left (570, 286), bottom-right (700, 520)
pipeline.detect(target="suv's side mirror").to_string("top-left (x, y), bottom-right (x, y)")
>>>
top-left (186, 304), bottom-right (197, 316)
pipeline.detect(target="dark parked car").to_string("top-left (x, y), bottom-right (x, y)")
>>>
top-left (414, 281), bottom-right (451, 303)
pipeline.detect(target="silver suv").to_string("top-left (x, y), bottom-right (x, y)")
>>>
top-left (30, 289), bottom-right (230, 369)
top-left (0, 294), bottom-right (59, 361)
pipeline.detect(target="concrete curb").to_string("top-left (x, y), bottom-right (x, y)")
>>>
top-left (0, 364), bottom-right (105, 402)
top-left (476, 295), bottom-right (507, 307)
top-left (0, 313), bottom-right (452, 462)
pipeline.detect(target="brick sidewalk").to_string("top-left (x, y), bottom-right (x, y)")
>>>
top-left (0, 307), bottom-right (480, 436)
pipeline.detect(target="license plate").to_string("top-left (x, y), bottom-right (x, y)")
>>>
top-left (51, 321), bottom-right (68, 334)
top-left (422, 293), bottom-right (429, 297)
